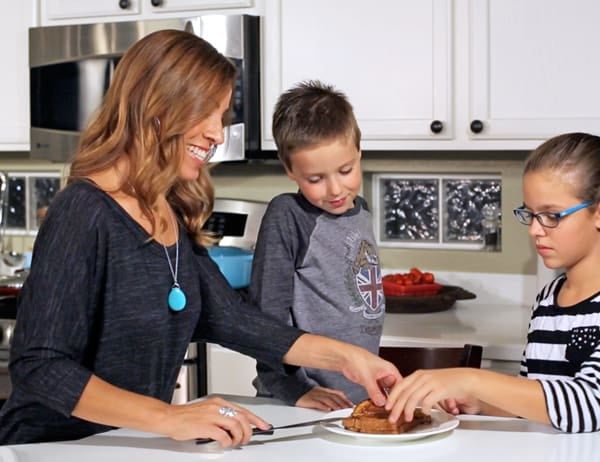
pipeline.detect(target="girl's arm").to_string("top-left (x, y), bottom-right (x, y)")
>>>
top-left (385, 368), bottom-right (550, 425)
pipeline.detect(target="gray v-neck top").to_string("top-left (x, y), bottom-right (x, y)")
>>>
top-left (0, 180), bottom-right (303, 444)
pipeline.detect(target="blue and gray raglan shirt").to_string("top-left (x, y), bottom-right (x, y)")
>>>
top-left (249, 193), bottom-right (385, 404)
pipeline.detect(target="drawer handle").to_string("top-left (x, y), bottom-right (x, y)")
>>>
top-left (470, 119), bottom-right (484, 134)
top-left (430, 120), bottom-right (444, 134)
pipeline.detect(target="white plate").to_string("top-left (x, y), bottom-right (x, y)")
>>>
top-left (320, 408), bottom-right (459, 442)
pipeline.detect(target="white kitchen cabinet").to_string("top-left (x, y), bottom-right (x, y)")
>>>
top-left (206, 343), bottom-right (257, 396)
top-left (40, 0), bottom-right (140, 21)
top-left (262, 0), bottom-right (452, 151)
top-left (262, 0), bottom-right (600, 151)
top-left (468, 0), bottom-right (600, 141)
top-left (40, 0), bottom-right (255, 25)
top-left (0, 2), bottom-right (36, 151)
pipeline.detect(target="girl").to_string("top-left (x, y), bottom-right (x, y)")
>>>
top-left (386, 132), bottom-right (600, 433)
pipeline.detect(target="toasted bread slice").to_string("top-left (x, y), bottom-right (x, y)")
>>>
top-left (342, 399), bottom-right (432, 434)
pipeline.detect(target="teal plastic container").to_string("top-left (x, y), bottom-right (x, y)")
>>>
top-left (207, 246), bottom-right (254, 289)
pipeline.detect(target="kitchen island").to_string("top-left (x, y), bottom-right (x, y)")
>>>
top-left (1, 394), bottom-right (594, 462)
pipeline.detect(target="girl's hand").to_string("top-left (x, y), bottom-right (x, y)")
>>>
top-left (384, 368), bottom-right (476, 422)
top-left (296, 386), bottom-right (354, 411)
top-left (162, 396), bottom-right (271, 447)
top-left (441, 396), bottom-right (482, 416)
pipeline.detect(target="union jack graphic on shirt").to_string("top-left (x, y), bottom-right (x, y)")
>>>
top-left (356, 264), bottom-right (384, 317)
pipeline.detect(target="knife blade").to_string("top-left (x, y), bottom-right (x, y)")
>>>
top-left (195, 416), bottom-right (343, 445)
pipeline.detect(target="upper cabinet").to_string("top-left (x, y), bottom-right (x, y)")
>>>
top-left (469, 0), bottom-right (600, 142)
top-left (13, 0), bottom-right (600, 153)
top-left (262, 0), bottom-right (451, 151)
top-left (0, 2), bottom-right (36, 151)
top-left (261, 0), bottom-right (600, 151)
top-left (40, 0), bottom-right (255, 24)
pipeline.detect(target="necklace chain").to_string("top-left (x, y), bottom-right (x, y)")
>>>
top-left (163, 209), bottom-right (179, 287)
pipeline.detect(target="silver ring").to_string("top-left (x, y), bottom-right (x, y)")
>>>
top-left (218, 406), bottom-right (238, 418)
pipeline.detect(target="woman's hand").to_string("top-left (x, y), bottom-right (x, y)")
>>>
top-left (338, 345), bottom-right (401, 407)
top-left (161, 396), bottom-right (271, 447)
top-left (283, 334), bottom-right (401, 407)
top-left (296, 386), bottom-right (354, 411)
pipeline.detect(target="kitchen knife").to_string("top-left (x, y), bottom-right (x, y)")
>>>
top-left (195, 416), bottom-right (343, 444)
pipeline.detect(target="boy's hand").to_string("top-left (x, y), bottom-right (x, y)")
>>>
top-left (295, 386), bottom-right (353, 411)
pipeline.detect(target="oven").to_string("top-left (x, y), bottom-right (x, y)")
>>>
top-left (0, 296), bottom-right (17, 407)
top-left (172, 198), bottom-right (267, 402)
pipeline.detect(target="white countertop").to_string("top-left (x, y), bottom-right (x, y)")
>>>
top-left (381, 300), bottom-right (531, 362)
top-left (2, 395), bottom-right (595, 462)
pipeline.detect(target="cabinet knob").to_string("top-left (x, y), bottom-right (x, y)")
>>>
top-left (151, 0), bottom-right (164, 6)
top-left (118, 0), bottom-right (130, 9)
top-left (470, 119), bottom-right (484, 134)
top-left (430, 120), bottom-right (444, 134)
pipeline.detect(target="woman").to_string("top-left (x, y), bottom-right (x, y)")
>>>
top-left (0, 30), bottom-right (399, 446)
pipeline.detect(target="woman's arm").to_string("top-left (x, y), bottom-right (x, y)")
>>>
top-left (71, 334), bottom-right (400, 444)
top-left (283, 334), bottom-right (400, 407)
top-left (72, 375), bottom-right (271, 447)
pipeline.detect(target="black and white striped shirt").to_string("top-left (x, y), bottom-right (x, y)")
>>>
top-left (520, 275), bottom-right (600, 433)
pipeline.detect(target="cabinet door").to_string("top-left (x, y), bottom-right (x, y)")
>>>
top-left (144, 0), bottom-right (252, 15)
top-left (262, 0), bottom-right (452, 150)
top-left (0, 1), bottom-right (36, 150)
top-left (42, 0), bottom-right (140, 21)
top-left (470, 0), bottom-right (600, 140)
top-left (206, 344), bottom-right (257, 396)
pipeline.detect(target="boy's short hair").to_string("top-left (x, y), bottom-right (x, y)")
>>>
top-left (272, 80), bottom-right (361, 170)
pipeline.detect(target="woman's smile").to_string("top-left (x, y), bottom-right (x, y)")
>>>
top-left (186, 144), bottom-right (216, 164)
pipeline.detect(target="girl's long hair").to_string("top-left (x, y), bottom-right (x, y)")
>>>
top-left (68, 29), bottom-right (237, 246)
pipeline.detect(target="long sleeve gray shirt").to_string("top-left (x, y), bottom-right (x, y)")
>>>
top-left (0, 180), bottom-right (303, 444)
top-left (249, 193), bottom-right (385, 404)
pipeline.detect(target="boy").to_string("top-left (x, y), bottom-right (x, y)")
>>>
top-left (249, 81), bottom-right (385, 410)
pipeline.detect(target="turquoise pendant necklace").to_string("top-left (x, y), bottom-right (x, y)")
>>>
top-left (163, 211), bottom-right (186, 311)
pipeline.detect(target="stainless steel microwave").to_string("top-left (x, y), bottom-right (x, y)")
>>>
top-left (29, 15), bottom-right (261, 163)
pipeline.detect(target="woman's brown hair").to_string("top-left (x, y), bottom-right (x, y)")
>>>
top-left (68, 29), bottom-right (237, 246)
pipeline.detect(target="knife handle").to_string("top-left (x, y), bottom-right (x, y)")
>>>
top-left (195, 427), bottom-right (275, 445)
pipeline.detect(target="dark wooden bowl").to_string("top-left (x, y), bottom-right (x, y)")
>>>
top-left (385, 285), bottom-right (476, 314)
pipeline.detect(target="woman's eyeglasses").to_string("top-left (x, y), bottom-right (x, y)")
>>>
top-left (513, 201), bottom-right (593, 228)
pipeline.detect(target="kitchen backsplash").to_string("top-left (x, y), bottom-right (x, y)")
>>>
top-left (210, 151), bottom-right (535, 277)
top-left (0, 151), bottom-right (536, 280)
top-left (4, 172), bottom-right (61, 233)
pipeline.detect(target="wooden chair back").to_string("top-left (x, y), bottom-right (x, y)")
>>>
top-left (379, 344), bottom-right (483, 377)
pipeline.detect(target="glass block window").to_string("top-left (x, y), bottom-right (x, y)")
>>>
top-left (373, 173), bottom-right (502, 250)
top-left (2, 172), bottom-right (62, 235)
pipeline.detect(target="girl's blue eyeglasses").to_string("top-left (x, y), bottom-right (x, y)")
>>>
top-left (513, 201), bottom-right (593, 228)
